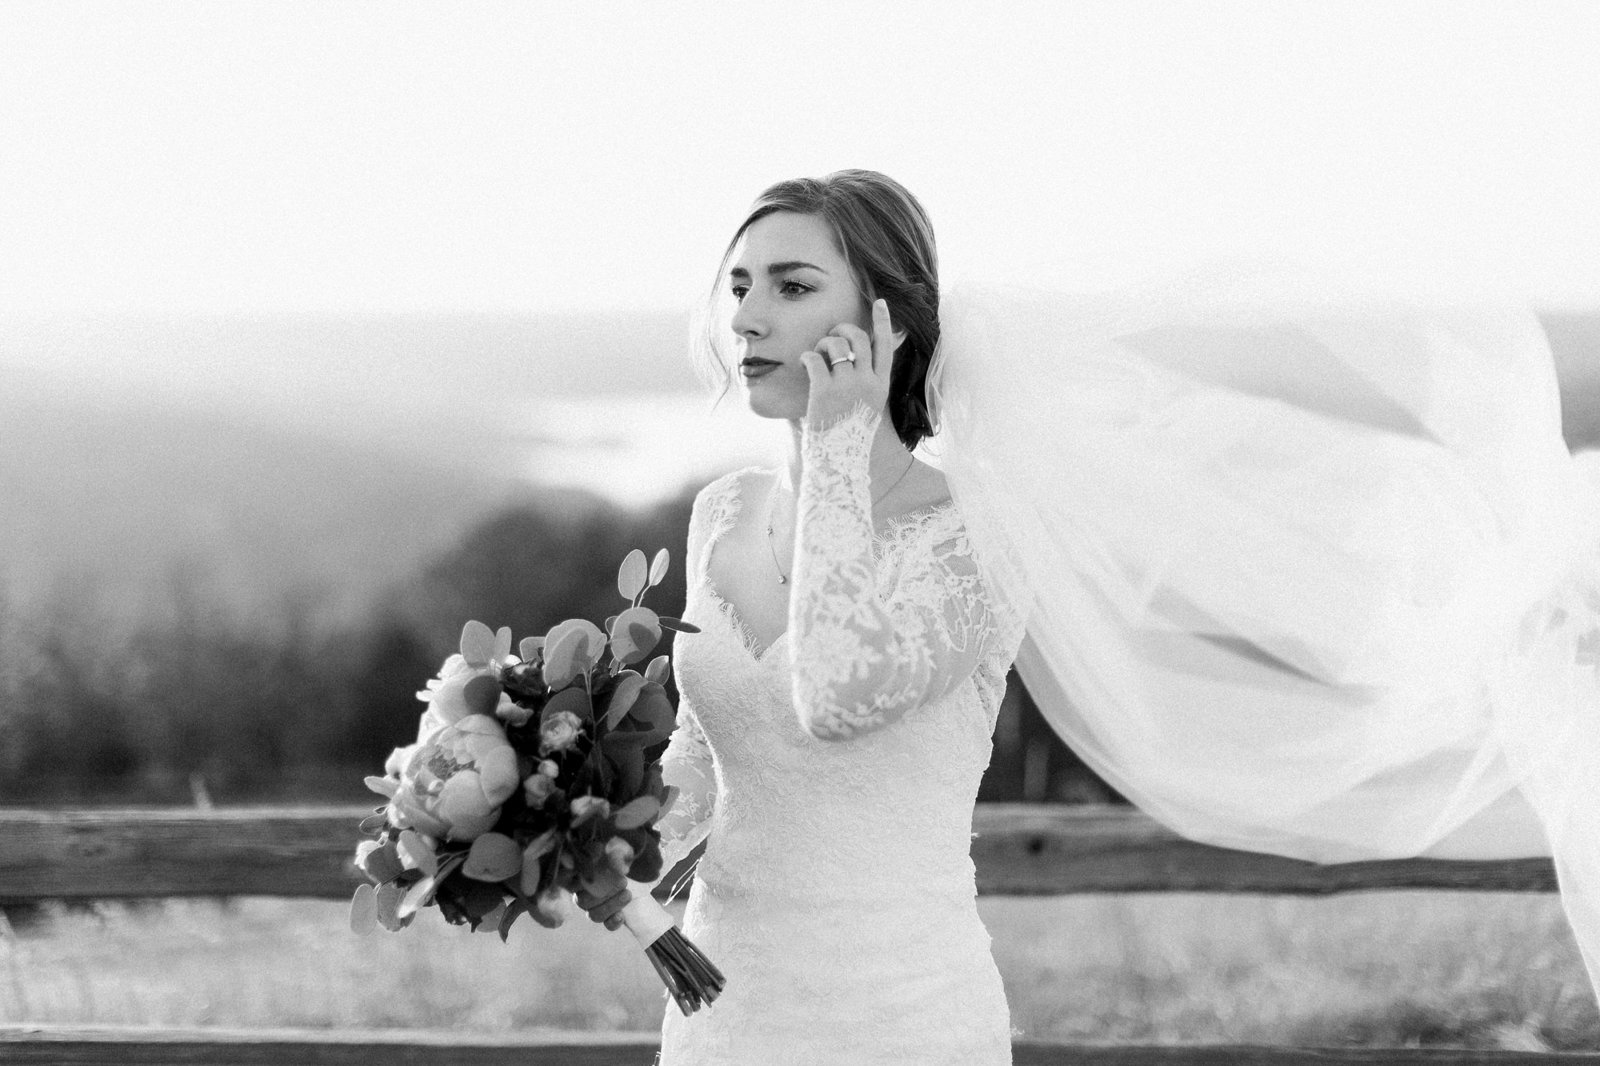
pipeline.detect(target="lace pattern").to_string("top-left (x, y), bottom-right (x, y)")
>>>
top-left (792, 400), bottom-right (1017, 740)
top-left (641, 434), bottom-right (1027, 1064)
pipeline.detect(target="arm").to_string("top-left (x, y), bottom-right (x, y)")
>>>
top-left (625, 481), bottom-right (724, 897)
top-left (632, 695), bottom-right (716, 893)
top-left (788, 400), bottom-right (1002, 741)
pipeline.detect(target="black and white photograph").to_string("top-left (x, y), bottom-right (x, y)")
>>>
top-left (3, 2), bottom-right (1599, 1063)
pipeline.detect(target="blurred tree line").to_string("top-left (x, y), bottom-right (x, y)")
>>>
top-left (0, 481), bottom-right (1115, 807)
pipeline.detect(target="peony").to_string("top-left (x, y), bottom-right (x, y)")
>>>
top-left (539, 710), bottom-right (584, 755)
top-left (416, 655), bottom-right (506, 745)
top-left (384, 742), bottom-right (419, 778)
top-left (385, 715), bottom-right (520, 842)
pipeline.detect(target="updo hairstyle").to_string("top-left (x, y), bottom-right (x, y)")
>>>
top-left (693, 169), bottom-right (940, 451)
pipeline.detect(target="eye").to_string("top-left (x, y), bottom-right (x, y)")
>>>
top-left (729, 284), bottom-right (748, 301)
top-left (779, 280), bottom-right (811, 297)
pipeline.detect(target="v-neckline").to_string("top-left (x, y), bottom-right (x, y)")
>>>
top-left (698, 471), bottom-right (957, 663)
top-left (703, 583), bottom-right (790, 665)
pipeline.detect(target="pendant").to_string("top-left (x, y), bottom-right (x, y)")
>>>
top-left (778, 576), bottom-right (787, 584)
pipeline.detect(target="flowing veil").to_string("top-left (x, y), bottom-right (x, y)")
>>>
top-left (919, 269), bottom-right (1600, 995)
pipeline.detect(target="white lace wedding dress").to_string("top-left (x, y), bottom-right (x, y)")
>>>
top-left (629, 403), bottom-right (1029, 1065)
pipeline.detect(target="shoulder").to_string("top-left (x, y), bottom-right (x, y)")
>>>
top-left (695, 464), bottom-right (763, 505)
top-left (690, 464), bottom-right (769, 530)
top-left (888, 459), bottom-right (952, 516)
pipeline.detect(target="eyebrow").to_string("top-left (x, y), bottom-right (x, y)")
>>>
top-left (727, 260), bottom-right (830, 279)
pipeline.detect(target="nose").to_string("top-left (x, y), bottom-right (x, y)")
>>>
top-left (729, 291), bottom-right (766, 342)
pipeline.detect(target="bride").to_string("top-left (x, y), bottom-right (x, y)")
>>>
top-left (579, 169), bottom-right (1025, 1063)
top-left (578, 168), bottom-right (1600, 1062)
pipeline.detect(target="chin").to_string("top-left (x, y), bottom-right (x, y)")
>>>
top-left (741, 382), bottom-right (805, 421)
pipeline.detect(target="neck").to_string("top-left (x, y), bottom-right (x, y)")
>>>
top-left (779, 408), bottom-right (911, 513)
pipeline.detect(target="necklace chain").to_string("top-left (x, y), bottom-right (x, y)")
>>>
top-left (764, 453), bottom-right (916, 585)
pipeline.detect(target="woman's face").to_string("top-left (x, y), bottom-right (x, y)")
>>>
top-left (726, 211), bottom-right (872, 420)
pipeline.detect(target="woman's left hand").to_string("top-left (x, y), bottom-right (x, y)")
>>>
top-left (799, 298), bottom-right (901, 430)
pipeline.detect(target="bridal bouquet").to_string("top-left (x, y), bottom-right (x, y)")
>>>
top-left (349, 548), bottom-right (725, 1015)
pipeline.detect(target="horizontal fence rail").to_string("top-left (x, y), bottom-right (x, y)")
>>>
top-left (2, 805), bottom-right (1587, 1066)
top-left (0, 803), bottom-right (1560, 903)
top-left (3, 1027), bottom-right (1600, 1066)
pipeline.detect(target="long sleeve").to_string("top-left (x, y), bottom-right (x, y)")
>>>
top-left (632, 695), bottom-right (715, 895)
top-left (628, 480), bottom-right (722, 894)
top-left (789, 401), bottom-right (1005, 741)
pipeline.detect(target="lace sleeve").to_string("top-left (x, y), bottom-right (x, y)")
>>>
top-left (788, 401), bottom-right (1006, 741)
top-left (627, 479), bottom-right (723, 894)
top-left (635, 694), bottom-right (715, 893)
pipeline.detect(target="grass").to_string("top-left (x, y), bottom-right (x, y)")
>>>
top-left (3, 892), bottom-right (1596, 1050)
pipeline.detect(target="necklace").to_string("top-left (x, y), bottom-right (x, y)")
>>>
top-left (764, 452), bottom-right (917, 585)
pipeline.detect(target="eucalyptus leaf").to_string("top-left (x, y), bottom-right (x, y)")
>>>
top-left (544, 619), bottom-right (605, 679)
top-left (643, 655), bottom-right (670, 685)
top-left (658, 617), bottom-right (701, 634)
top-left (375, 881), bottom-right (405, 931)
top-left (609, 607), bottom-right (661, 666)
top-left (617, 549), bottom-right (649, 601)
top-left (604, 672), bottom-right (648, 730)
top-left (542, 626), bottom-right (585, 690)
top-left (498, 897), bottom-right (529, 942)
top-left (617, 744), bottom-right (645, 798)
top-left (460, 620), bottom-right (497, 667)
top-left (397, 829), bottom-right (438, 878)
top-left (461, 674), bottom-right (502, 717)
top-left (349, 883), bottom-right (378, 935)
top-left (628, 838), bottom-right (663, 884)
top-left (613, 795), bottom-right (661, 830)
top-left (396, 873), bottom-right (439, 919)
top-left (631, 683), bottom-right (676, 731)
top-left (519, 636), bottom-right (543, 659)
top-left (463, 832), bottom-right (523, 882)
top-left (475, 900), bottom-right (508, 933)
top-left (358, 811), bottom-right (388, 833)
top-left (543, 686), bottom-right (593, 723)
top-left (648, 548), bottom-right (670, 587)
top-left (357, 838), bottom-right (405, 884)
top-left (493, 625), bottom-right (514, 662)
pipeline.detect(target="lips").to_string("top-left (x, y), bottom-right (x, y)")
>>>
top-left (740, 358), bottom-right (779, 368)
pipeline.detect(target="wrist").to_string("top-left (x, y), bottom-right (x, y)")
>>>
top-left (801, 401), bottom-right (881, 463)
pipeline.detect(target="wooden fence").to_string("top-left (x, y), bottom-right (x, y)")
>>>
top-left (0, 803), bottom-right (1592, 1065)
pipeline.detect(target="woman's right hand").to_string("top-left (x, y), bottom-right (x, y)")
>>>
top-left (573, 868), bottom-right (631, 932)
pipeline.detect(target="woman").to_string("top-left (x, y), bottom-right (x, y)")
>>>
top-left (582, 168), bottom-right (1600, 1055)
top-left (578, 170), bottom-right (1026, 1063)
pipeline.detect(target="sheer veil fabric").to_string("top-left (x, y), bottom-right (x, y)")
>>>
top-left (920, 270), bottom-right (1600, 994)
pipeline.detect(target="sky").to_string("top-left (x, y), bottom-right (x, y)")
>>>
top-left (3, 0), bottom-right (1599, 316)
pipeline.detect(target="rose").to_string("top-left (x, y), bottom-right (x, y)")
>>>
top-left (539, 710), bottom-right (584, 755)
top-left (494, 692), bottom-right (534, 728)
top-left (385, 715), bottom-right (520, 842)
top-left (570, 795), bottom-right (611, 826)
top-left (522, 771), bottom-right (558, 807)
top-left (604, 837), bottom-right (636, 876)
